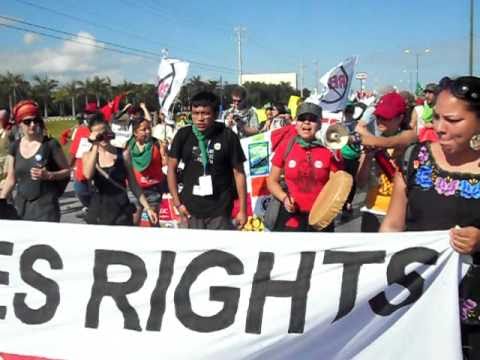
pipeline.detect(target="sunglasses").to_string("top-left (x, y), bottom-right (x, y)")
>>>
top-left (439, 76), bottom-right (480, 102)
top-left (22, 118), bottom-right (42, 126)
top-left (297, 114), bottom-right (319, 122)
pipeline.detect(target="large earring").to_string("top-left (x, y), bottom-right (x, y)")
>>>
top-left (470, 134), bottom-right (480, 151)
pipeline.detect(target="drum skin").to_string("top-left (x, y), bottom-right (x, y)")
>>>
top-left (308, 170), bottom-right (353, 230)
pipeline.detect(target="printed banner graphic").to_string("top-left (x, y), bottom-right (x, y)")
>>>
top-left (318, 56), bottom-right (357, 112)
top-left (157, 58), bottom-right (189, 116)
top-left (0, 221), bottom-right (464, 359)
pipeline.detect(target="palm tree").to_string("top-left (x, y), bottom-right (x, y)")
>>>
top-left (78, 78), bottom-right (93, 107)
top-left (32, 74), bottom-right (58, 119)
top-left (52, 87), bottom-right (69, 116)
top-left (63, 80), bottom-right (80, 117)
top-left (90, 76), bottom-right (110, 107)
top-left (113, 80), bottom-right (136, 104)
top-left (1, 72), bottom-right (30, 109)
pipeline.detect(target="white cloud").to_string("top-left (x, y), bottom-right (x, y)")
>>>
top-left (23, 32), bottom-right (39, 45)
top-left (31, 31), bottom-right (103, 73)
top-left (0, 30), bottom-right (156, 84)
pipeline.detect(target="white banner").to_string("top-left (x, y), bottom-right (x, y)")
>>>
top-left (157, 58), bottom-right (189, 117)
top-left (0, 221), bottom-right (464, 360)
top-left (317, 56), bottom-right (357, 112)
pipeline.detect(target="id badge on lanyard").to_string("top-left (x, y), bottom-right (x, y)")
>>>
top-left (193, 140), bottom-right (214, 196)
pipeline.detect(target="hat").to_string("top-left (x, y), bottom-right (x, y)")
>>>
top-left (84, 102), bottom-right (98, 114)
top-left (263, 102), bottom-right (273, 110)
top-left (297, 102), bottom-right (322, 119)
top-left (12, 100), bottom-right (40, 123)
top-left (424, 83), bottom-right (440, 94)
top-left (374, 92), bottom-right (406, 120)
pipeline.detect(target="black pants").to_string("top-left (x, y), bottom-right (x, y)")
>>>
top-left (86, 192), bottom-right (134, 226)
top-left (343, 158), bottom-right (359, 207)
top-left (463, 324), bottom-right (480, 359)
top-left (361, 212), bottom-right (384, 232)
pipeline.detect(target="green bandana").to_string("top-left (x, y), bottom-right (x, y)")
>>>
top-left (423, 103), bottom-right (433, 123)
top-left (341, 143), bottom-right (361, 160)
top-left (128, 138), bottom-right (153, 172)
top-left (295, 135), bottom-right (323, 149)
top-left (191, 125), bottom-right (209, 172)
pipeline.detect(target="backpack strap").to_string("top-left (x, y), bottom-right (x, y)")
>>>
top-left (282, 135), bottom-right (296, 161)
top-left (401, 142), bottom-right (418, 187)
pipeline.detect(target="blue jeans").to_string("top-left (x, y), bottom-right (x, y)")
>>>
top-left (73, 180), bottom-right (92, 207)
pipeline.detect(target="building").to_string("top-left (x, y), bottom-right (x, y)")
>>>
top-left (240, 73), bottom-right (297, 89)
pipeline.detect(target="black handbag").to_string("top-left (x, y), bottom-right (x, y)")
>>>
top-left (262, 136), bottom-right (296, 231)
top-left (263, 195), bottom-right (282, 231)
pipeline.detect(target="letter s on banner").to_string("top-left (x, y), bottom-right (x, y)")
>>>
top-left (369, 247), bottom-right (439, 316)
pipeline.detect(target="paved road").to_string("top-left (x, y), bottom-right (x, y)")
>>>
top-left (59, 181), bottom-right (366, 232)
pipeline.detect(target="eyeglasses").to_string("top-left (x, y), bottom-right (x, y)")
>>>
top-left (439, 76), bottom-right (480, 102)
top-left (22, 118), bottom-right (42, 126)
top-left (297, 114), bottom-right (319, 123)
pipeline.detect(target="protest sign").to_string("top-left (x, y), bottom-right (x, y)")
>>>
top-left (0, 220), bottom-right (464, 359)
top-left (317, 57), bottom-right (357, 112)
top-left (157, 58), bottom-right (189, 117)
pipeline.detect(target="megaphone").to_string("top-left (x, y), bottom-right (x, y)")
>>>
top-left (316, 124), bottom-right (349, 150)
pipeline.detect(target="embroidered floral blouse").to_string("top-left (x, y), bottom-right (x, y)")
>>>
top-left (405, 142), bottom-right (480, 325)
top-left (406, 142), bottom-right (480, 232)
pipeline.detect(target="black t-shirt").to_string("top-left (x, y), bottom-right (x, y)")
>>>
top-left (9, 136), bottom-right (64, 201)
top-left (169, 122), bottom-right (246, 218)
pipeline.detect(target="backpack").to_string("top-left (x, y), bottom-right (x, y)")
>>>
top-left (401, 142), bottom-right (419, 190)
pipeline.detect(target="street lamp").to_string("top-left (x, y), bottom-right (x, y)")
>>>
top-left (404, 48), bottom-right (431, 86)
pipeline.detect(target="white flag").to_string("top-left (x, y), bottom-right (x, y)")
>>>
top-left (157, 58), bottom-right (189, 116)
top-left (317, 56), bottom-right (357, 112)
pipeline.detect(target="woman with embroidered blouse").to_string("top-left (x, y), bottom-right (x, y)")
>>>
top-left (380, 76), bottom-right (480, 359)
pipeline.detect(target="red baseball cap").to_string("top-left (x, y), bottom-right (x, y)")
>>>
top-left (374, 92), bottom-right (406, 120)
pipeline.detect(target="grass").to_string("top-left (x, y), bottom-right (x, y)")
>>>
top-left (44, 117), bottom-right (77, 155)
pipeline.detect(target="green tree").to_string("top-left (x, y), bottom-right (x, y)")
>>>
top-left (63, 80), bottom-right (81, 117)
top-left (90, 76), bottom-right (110, 107)
top-left (32, 74), bottom-right (58, 118)
top-left (77, 78), bottom-right (93, 108)
top-left (0, 72), bottom-right (30, 109)
top-left (52, 87), bottom-right (70, 116)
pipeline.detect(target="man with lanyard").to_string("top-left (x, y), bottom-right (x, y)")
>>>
top-left (222, 86), bottom-right (259, 139)
top-left (167, 91), bottom-right (247, 230)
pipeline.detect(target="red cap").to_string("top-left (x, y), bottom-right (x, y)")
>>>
top-left (12, 100), bottom-right (40, 123)
top-left (85, 102), bottom-right (98, 114)
top-left (374, 92), bottom-right (406, 120)
top-left (415, 97), bottom-right (425, 105)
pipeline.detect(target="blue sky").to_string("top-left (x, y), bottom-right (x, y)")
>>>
top-left (0, 0), bottom-right (478, 92)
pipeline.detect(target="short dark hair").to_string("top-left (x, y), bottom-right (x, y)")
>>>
top-left (231, 86), bottom-right (247, 100)
top-left (190, 91), bottom-right (220, 116)
top-left (273, 102), bottom-right (286, 114)
top-left (132, 117), bottom-right (149, 132)
top-left (87, 111), bottom-right (106, 129)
